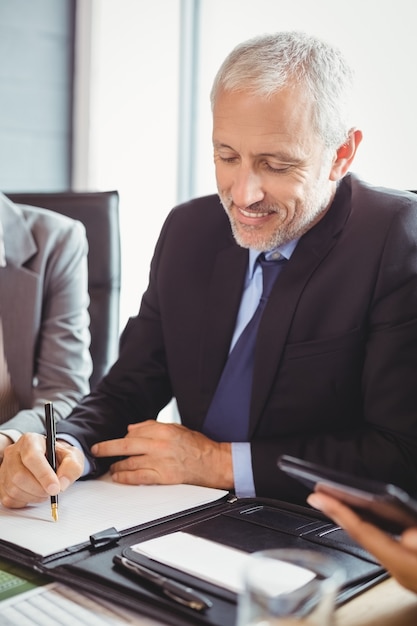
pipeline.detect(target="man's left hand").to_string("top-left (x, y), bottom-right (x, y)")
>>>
top-left (90, 419), bottom-right (234, 490)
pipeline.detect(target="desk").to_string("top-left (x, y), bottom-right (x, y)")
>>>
top-left (336, 577), bottom-right (417, 626)
top-left (136, 577), bottom-right (417, 626)
top-left (1, 569), bottom-right (416, 625)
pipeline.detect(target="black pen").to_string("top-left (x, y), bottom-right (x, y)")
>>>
top-left (45, 402), bottom-right (58, 522)
top-left (113, 554), bottom-right (212, 612)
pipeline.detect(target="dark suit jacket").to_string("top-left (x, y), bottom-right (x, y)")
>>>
top-left (58, 174), bottom-right (417, 502)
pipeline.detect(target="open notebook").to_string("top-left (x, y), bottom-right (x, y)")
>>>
top-left (0, 473), bottom-right (228, 558)
top-left (0, 474), bottom-right (387, 626)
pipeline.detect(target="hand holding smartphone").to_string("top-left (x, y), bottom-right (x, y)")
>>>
top-left (278, 455), bottom-right (417, 534)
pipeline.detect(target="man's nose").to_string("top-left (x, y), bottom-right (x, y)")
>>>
top-left (231, 167), bottom-right (264, 208)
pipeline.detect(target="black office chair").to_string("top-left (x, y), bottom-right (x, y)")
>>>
top-left (6, 190), bottom-right (121, 389)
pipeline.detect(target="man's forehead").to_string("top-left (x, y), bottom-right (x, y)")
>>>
top-left (213, 87), bottom-right (314, 133)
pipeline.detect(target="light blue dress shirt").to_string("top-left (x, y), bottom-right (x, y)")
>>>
top-left (231, 239), bottom-right (298, 497)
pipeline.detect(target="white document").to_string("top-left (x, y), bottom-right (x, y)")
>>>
top-left (131, 532), bottom-right (315, 594)
top-left (0, 475), bottom-right (227, 558)
top-left (0, 581), bottom-right (163, 625)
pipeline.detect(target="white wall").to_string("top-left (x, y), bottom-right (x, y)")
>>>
top-left (73, 0), bottom-right (181, 327)
top-left (74, 0), bottom-right (417, 330)
top-left (194, 0), bottom-right (417, 197)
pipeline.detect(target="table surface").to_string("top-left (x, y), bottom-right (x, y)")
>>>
top-left (127, 576), bottom-right (417, 626)
top-left (335, 577), bottom-right (417, 626)
top-left (2, 560), bottom-right (416, 625)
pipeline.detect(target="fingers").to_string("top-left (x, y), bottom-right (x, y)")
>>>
top-left (307, 492), bottom-right (385, 546)
top-left (91, 421), bottom-right (234, 490)
top-left (55, 440), bottom-right (85, 490)
top-left (91, 420), bottom-right (182, 457)
top-left (126, 419), bottom-right (155, 434)
top-left (307, 492), bottom-right (362, 528)
top-left (125, 420), bottom-right (184, 439)
top-left (0, 433), bottom-right (57, 508)
top-left (0, 434), bottom-right (82, 509)
top-left (401, 527), bottom-right (417, 550)
top-left (307, 492), bottom-right (417, 591)
top-left (110, 455), bottom-right (168, 486)
top-left (91, 436), bottom-right (149, 458)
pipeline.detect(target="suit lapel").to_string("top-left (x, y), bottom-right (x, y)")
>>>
top-left (197, 243), bottom-right (248, 429)
top-left (0, 267), bottom-right (38, 407)
top-left (249, 180), bottom-right (353, 435)
top-left (0, 194), bottom-right (38, 407)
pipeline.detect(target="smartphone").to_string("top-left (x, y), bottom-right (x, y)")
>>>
top-left (278, 454), bottom-right (417, 533)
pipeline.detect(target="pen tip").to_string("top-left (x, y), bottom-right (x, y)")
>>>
top-left (52, 504), bottom-right (58, 522)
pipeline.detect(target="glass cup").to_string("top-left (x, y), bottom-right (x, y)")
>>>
top-left (237, 548), bottom-right (345, 626)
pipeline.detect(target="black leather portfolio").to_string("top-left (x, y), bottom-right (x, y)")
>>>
top-left (0, 493), bottom-right (387, 626)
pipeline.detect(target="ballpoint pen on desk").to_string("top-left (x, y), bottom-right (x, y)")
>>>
top-left (45, 402), bottom-right (58, 522)
top-left (112, 554), bottom-right (213, 612)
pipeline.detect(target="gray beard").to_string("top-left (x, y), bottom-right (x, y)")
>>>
top-left (219, 185), bottom-right (333, 251)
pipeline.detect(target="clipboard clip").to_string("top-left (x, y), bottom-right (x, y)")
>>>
top-left (90, 527), bottom-right (121, 550)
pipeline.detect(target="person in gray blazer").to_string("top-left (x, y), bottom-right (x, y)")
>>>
top-left (2, 31), bottom-right (417, 508)
top-left (0, 192), bottom-right (91, 461)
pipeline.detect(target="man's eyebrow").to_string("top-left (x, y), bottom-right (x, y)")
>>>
top-left (213, 142), bottom-right (299, 163)
top-left (213, 141), bottom-right (234, 150)
top-left (257, 151), bottom-right (298, 162)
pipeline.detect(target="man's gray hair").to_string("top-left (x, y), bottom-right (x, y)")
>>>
top-left (210, 31), bottom-right (354, 149)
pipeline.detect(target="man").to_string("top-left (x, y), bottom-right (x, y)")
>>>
top-left (2, 31), bottom-right (417, 509)
top-left (0, 192), bottom-right (91, 461)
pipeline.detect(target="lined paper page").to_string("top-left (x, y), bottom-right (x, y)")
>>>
top-left (0, 474), bottom-right (227, 558)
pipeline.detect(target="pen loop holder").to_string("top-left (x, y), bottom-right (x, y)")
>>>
top-left (90, 527), bottom-right (121, 550)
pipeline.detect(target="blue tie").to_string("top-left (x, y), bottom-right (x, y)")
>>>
top-left (203, 254), bottom-right (285, 441)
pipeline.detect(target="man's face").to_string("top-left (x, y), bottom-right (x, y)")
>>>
top-left (212, 85), bottom-right (338, 251)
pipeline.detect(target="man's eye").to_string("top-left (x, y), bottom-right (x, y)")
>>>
top-left (219, 155), bottom-right (238, 163)
top-left (264, 162), bottom-right (290, 173)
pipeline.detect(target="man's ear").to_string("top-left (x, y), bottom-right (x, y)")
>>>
top-left (329, 129), bottom-right (363, 181)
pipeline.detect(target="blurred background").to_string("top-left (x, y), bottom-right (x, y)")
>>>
top-left (0, 0), bottom-right (416, 329)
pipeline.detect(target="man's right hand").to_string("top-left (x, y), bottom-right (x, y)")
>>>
top-left (0, 433), bottom-right (84, 509)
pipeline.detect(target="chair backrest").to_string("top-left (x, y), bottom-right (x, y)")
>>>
top-left (6, 190), bottom-right (121, 389)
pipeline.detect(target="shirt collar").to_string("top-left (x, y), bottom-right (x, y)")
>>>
top-left (248, 238), bottom-right (299, 277)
